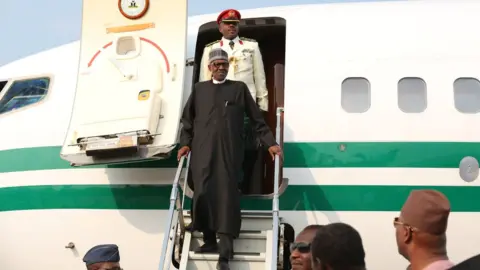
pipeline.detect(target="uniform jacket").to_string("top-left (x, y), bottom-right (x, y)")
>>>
top-left (199, 36), bottom-right (269, 112)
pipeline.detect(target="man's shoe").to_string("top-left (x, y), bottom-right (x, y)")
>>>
top-left (216, 261), bottom-right (230, 270)
top-left (194, 242), bottom-right (218, 253)
top-left (185, 223), bottom-right (194, 232)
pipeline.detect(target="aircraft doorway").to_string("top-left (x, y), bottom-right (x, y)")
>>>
top-left (192, 17), bottom-right (287, 196)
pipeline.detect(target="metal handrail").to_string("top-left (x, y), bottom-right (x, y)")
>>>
top-left (177, 153), bottom-right (191, 235)
top-left (181, 154), bottom-right (191, 210)
top-left (158, 154), bottom-right (187, 270)
top-left (270, 106), bottom-right (284, 270)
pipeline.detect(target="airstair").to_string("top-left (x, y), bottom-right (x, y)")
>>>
top-left (158, 108), bottom-right (285, 270)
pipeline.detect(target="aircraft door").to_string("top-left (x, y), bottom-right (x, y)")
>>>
top-left (61, 0), bottom-right (188, 166)
top-left (265, 63), bottom-right (285, 193)
top-left (181, 58), bottom-right (195, 110)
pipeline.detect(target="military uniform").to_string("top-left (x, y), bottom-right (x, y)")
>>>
top-left (198, 9), bottom-right (269, 195)
top-left (199, 36), bottom-right (268, 111)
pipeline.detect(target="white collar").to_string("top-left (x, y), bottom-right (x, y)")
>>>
top-left (222, 36), bottom-right (240, 45)
top-left (212, 78), bottom-right (226, 84)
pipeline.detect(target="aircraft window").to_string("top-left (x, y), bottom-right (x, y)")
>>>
top-left (398, 77), bottom-right (427, 113)
top-left (341, 77), bottom-right (371, 113)
top-left (454, 78), bottom-right (480, 113)
top-left (0, 77), bottom-right (50, 115)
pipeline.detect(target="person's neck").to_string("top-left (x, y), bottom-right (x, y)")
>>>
top-left (212, 77), bottom-right (226, 84)
top-left (409, 249), bottom-right (449, 270)
top-left (223, 35), bottom-right (238, 41)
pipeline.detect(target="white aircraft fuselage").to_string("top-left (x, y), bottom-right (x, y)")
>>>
top-left (1, 1), bottom-right (480, 269)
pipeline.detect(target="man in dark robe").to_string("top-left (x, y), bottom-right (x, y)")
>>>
top-left (177, 48), bottom-right (282, 270)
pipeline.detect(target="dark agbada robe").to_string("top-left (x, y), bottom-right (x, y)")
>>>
top-left (180, 79), bottom-right (277, 237)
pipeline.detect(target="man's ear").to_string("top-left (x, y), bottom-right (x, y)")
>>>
top-left (403, 227), bottom-right (413, 244)
top-left (207, 64), bottom-right (212, 72)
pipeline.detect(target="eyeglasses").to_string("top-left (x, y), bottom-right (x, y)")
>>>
top-left (212, 62), bottom-right (229, 68)
top-left (393, 217), bottom-right (419, 232)
top-left (290, 242), bottom-right (311, 253)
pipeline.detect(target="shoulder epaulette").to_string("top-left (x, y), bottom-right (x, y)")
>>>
top-left (205, 40), bottom-right (220, 47)
top-left (239, 37), bottom-right (257, 43)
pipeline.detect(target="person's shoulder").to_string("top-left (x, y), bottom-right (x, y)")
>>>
top-left (240, 37), bottom-right (259, 51)
top-left (194, 81), bottom-right (210, 88)
top-left (239, 37), bottom-right (258, 44)
top-left (227, 79), bottom-right (248, 88)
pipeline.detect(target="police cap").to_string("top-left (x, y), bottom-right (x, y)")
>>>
top-left (82, 244), bottom-right (120, 265)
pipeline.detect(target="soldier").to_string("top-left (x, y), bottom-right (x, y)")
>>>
top-left (198, 8), bottom-right (269, 194)
top-left (82, 244), bottom-right (122, 270)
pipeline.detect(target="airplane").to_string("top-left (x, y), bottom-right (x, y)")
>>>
top-left (1, 0), bottom-right (480, 269)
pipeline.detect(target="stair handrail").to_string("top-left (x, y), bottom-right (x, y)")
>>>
top-left (271, 106), bottom-right (284, 270)
top-left (181, 153), bottom-right (191, 210)
top-left (177, 153), bottom-right (191, 235)
top-left (158, 154), bottom-right (188, 270)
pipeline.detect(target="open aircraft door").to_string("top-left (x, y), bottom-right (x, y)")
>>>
top-left (61, 0), bottom-right (188, 166)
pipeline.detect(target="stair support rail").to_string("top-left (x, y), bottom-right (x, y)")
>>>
top-left (176, 153), bottom-right (191, 235)
top-left (158, 154), bottom-right (188, 270)
top-left (271, 106), bottom-right (284, 270)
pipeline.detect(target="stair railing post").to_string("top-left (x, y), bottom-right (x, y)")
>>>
top-left (271, 106), bottom-right (283, 270)
top-left (158, 154), bottom-right (186, 270)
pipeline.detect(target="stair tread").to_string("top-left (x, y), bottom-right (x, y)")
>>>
top-left (188, 251), bottom-right (266, 261)
top-left (183, 210), bottom-right (275, 219)
top-left (191, 230), bottom-right (268, 239)
top-left (181, 217), bottom-right (276, 232)
top-left (185, 260), bottom-right (266, 270)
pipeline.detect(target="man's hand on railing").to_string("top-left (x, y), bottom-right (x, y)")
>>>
top-left (177, 146), bottom-right (190, 161)
top-left (268, 145), bottom-right (283, 161)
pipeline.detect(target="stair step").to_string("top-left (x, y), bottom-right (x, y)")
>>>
top-left (185, 210), bottom-right (275, 219)
top-left (190, 231), bottom-right (267, 254)
top-left (188, 251), bottom-right (265, 261)
top-left (191, 230), bottom-right (267, 239)
top-left (183, 216), bottom-right (274, 231)
top-left (185, 259), bottom-right (265, 270)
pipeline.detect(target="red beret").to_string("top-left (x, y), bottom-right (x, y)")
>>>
top-left (217, 9), bottom-right (241, 24)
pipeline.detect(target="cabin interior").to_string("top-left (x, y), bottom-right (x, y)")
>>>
top-left (192, 16), bottom-right (287, 196)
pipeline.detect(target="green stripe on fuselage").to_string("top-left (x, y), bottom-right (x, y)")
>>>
top-left (1, 142), bottom-right (480, 173)
top-left (1, 142), bottom-right (479, 212)
top-left (0, 184), bottom-right (479, 212)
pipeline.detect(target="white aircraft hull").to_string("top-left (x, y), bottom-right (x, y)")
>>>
top-left (1, 1), bottom-right (480, 269)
